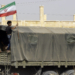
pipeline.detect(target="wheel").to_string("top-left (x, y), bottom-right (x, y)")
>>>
top-left (42, 71), bottom-right (58, 75)
top-left (66, 70), bottom-right (75, 75)
top-left (61, 72), bottom-right (66, 75)
top-left (61, 70), bottom-right (75, 75)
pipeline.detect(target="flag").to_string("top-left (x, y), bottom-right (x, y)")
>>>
top-left (0, 2), bottom-right (17, 17)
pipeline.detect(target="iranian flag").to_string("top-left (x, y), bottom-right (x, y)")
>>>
top-left (0, 2), bottom-right (17, 17)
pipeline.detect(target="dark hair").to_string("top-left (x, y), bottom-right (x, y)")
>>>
top-left (7, 21), bottom-right (12, 24)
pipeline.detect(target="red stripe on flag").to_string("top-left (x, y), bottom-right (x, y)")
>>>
top-left (13, 73), bottom-right (19, 75)
top-left (0, 10), bottom-right (17, 17)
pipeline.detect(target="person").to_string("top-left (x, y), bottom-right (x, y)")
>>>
top-left (0, 30), bottom-right (9, 52)
top-left (6, 21), bottom-right (18, 53)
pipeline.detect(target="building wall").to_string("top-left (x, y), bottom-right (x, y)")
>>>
top-left (44, 21), bottom-right (75, 28)
top-left (1, 20), bottom-right (75, 28)
top-left (0, 5), bottom-right (75, 28)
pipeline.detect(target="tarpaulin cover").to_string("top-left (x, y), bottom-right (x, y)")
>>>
top-left (1, 25), bottom-right (75, 62)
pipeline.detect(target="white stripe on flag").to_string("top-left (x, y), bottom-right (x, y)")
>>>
top-left (0, 5), bottom-right (16, 14)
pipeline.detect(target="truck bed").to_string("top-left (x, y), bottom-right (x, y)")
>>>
top-left (0, 52), bottom-right (75, 68)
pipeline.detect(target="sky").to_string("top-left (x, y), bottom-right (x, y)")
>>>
top-left (0, 0), bottom-right (75, 21)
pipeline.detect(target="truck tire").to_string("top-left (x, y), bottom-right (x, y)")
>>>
top-left (61, 72), bottom-right (67, 75)
top-left (66, 70), bottom-right (75, 75)
top-left (42, 71), bottom-right (58, 75)
top-left (61, 70), bottom-right (75, 75)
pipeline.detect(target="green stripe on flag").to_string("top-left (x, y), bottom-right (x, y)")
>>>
top-left (0, 2), bottom-right (15, 11)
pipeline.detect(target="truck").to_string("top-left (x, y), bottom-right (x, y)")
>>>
top-left (0, 26), bottom-right (75, 75)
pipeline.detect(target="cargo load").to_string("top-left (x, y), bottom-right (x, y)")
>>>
top-left (0, 25), bottom-right (75, 62)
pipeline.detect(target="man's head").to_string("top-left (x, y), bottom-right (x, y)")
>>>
top-left (7, 21), bottom-right (12, 26)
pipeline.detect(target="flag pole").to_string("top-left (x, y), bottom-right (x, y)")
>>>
top-left (15, 2), bottom-right (20, 39)
top-left (15, 2), bottom-right (18, 25)
top-left (16, 12), bottom-right (18, 24)
top-left (16, 12), bottom-right (20, 39)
